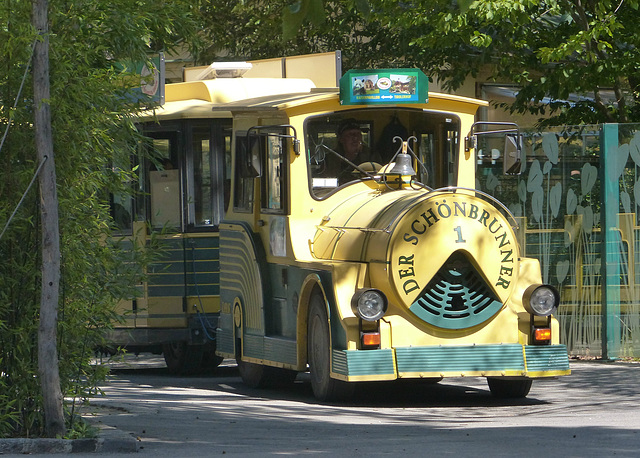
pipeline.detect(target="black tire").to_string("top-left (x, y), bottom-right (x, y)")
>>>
top-left (162, 341), bottom-right (203, 375)
top-left (487, 377), bottom-right (533, 398)
top-left (202, 343), bottom-right (224, 369)
top-left (307, 294), bottom-right (354, 401)
top-left (237, 359), bottom-right (268, 388)
top-left (237, 358), bottom-right (297, 388)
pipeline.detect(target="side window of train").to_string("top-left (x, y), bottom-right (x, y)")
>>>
top-left (234, 133), bottom-right (258, 212)
top-left (146, 132), bottom-right (181, 229)
top-left (109, 134), bottom-right (158, 234)
top-left (417, 132), bottom-right (435, 187)
top-left (444, 119), bottom-right (459, 186)
top-left (233, 130), bottom-right (288, 213)
top-left (262, 134), bottom-right (287, 213)
top-left (187, 121), bottom-right (232, 229)
top-left (223, 130), bottom-right (232, 213)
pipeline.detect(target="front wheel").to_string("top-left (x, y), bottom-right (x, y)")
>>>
top-left (237, 359), bottom-right (297, 388)
top-left (487, 377), bottom-right (533, 398)
top-left (307, 294), bottom-right (354, 402)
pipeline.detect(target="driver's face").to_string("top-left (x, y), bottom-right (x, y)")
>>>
top-left (340, 128), bottom-right (362, 159)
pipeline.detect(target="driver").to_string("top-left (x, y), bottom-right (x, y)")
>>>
top-left (338, 121), bottom-right (365, 162)
top-left (334, 119), bottom-right (382, 182)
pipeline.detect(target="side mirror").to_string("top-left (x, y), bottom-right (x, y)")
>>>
top-left (238, 125), bottom-right (299, 178)
top-left (467, 121), bottom-right (523, 175)
top-left (503, 133), bottom-right (523, 175)
top-left (238, 135), bottom-right (262, 178)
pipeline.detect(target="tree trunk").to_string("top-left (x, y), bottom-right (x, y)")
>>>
top-left (32, 0), bottom-right (65, 438)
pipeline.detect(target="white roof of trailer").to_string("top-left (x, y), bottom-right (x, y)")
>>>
top-left (140, 100), bottom-right (232, 120)
top-left (164, 78), bottom-right (317, 104)
top-left (140, 77), bottom-right (489, 120)
top-left (139, 77), bottom-right (319, 120)
top-left (209, 89), bottom-right (339, 111)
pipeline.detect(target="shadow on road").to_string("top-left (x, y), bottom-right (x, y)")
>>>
top-left (106, 357), bottom-right (549, 409)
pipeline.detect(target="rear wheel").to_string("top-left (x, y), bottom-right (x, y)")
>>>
top-left (487, 377), bottom-right (533, 398)
top-left (162, 342), bottom-right (203, 375)
top-left (307, 294), bottom-right (354, 401)
top-left (202, 343), bottom-right (224, 369)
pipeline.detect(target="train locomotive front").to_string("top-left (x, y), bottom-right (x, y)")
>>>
top-left (214, 67), bottom-right (570, 401)
top-left (309, 178), bottom-right (568, 399)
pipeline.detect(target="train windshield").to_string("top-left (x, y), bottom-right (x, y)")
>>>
top-left (305, 109), bottom-right (460, 198)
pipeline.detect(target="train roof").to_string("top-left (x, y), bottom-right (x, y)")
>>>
top-left (139, 77), bottom-right (489, 121)
top-left (139, 77), bottom-right (317, 120)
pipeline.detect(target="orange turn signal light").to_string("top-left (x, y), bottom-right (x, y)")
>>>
top-left (362, 332), bottom-right (381, 347)
top-left (534, 328), bottom-right (551, 342)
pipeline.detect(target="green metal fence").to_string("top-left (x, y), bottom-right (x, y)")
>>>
top-left (476, 123), bottom-right (640, 359)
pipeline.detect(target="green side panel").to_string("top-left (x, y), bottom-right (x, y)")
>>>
top-left (395, 344), bottom-right (525, 373)
top-left (186, 271), bottom-right (220, 295)
top-left (146, 285), bottom-right (184, 297)
top-left (241, 336), bottom-right (297, 365)
top-left (185, 236), bottom-right (220, 297)
top-left (147, 235), bottom-right (221, 298)
top-left (265, 265), bottom-right (300, 339)
top-left (524, 345), bottom-right (570, 372)
top-left (109, 238), bottom-right (144, 300)
top-left (219, 223), bottom-right (267, 360)
top-left (264, 337), bottom-right (297, 365)
top-left (243, 334), bottom-right (264, 359)
top-left (216, 320), bottom-right (234, 355)
top-left (220, 224), bottom-right (266, 335)
top-left (148, 237), bottom-right (185, 297)
top-left (332, 349), bottom-right (396, 377)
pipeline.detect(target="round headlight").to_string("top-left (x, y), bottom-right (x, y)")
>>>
top-left (352, 289), bottom-right (388, 321)
top-left (523, 284), bottom-right (559, 316)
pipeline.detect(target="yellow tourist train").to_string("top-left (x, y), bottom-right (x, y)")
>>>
top-left (109, 52), bottom-right (570, 400)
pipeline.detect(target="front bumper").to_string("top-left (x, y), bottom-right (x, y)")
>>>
top-left (331, 344), bottom-right (570, 381)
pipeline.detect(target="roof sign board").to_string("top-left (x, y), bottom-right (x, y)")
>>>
top-left (339, 69), bottom-right (428, 105)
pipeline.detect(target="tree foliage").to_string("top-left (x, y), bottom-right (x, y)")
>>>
top-left (200, 0), bottom-right (640, 126)
top-left (368, 0), bottom-right (640, 126)
top-left (0, 0), bottom-right (201, 438)
top-left (196, 0), bottom-right (401, 71)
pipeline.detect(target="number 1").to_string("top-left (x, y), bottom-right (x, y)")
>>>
top-left (454, 226), bottom-right (466, 243)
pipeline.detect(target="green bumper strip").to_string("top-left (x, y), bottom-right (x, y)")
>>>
top-left (396, 344), bottom-right (525, 373)
top-left (525, 345), bottom-right (570, 372)
top-left (332, 349), bottom-right (396, 377)
top-left (332, 344), bottom-right (569, 377)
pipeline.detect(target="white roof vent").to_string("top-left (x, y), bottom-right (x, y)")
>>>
top-left (195, 62), bottom-right (253, 80)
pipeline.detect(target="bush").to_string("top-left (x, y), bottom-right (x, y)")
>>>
top-left (0, 0), bottom-right (201, 438)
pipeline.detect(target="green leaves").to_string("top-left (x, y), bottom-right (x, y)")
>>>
top-left (365, 0), bottom-right (640, 125)
top-left (199, 1), bottom-right (397, 70)
top-left (1, 0), bottom-right (200, 438)
top-left (283, 0), bottom-right (326, 41)
top-left (470, 31), bottom-right (492, 48)
top-left (457, 0), bottom-right (476, 13)
top-left (355, 0), bottom-right (372, 19)
top-left (196, 0), bottom-right (640, 124)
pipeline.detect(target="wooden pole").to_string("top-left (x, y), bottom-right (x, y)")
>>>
top-left (32, 0), bottom-right (65, 437)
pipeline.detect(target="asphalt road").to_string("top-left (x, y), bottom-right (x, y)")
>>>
top-left (71, 356), bottom-right (640, 457)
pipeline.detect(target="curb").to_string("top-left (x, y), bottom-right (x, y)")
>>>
top-left (0, 423), bottom-right (138, 454)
